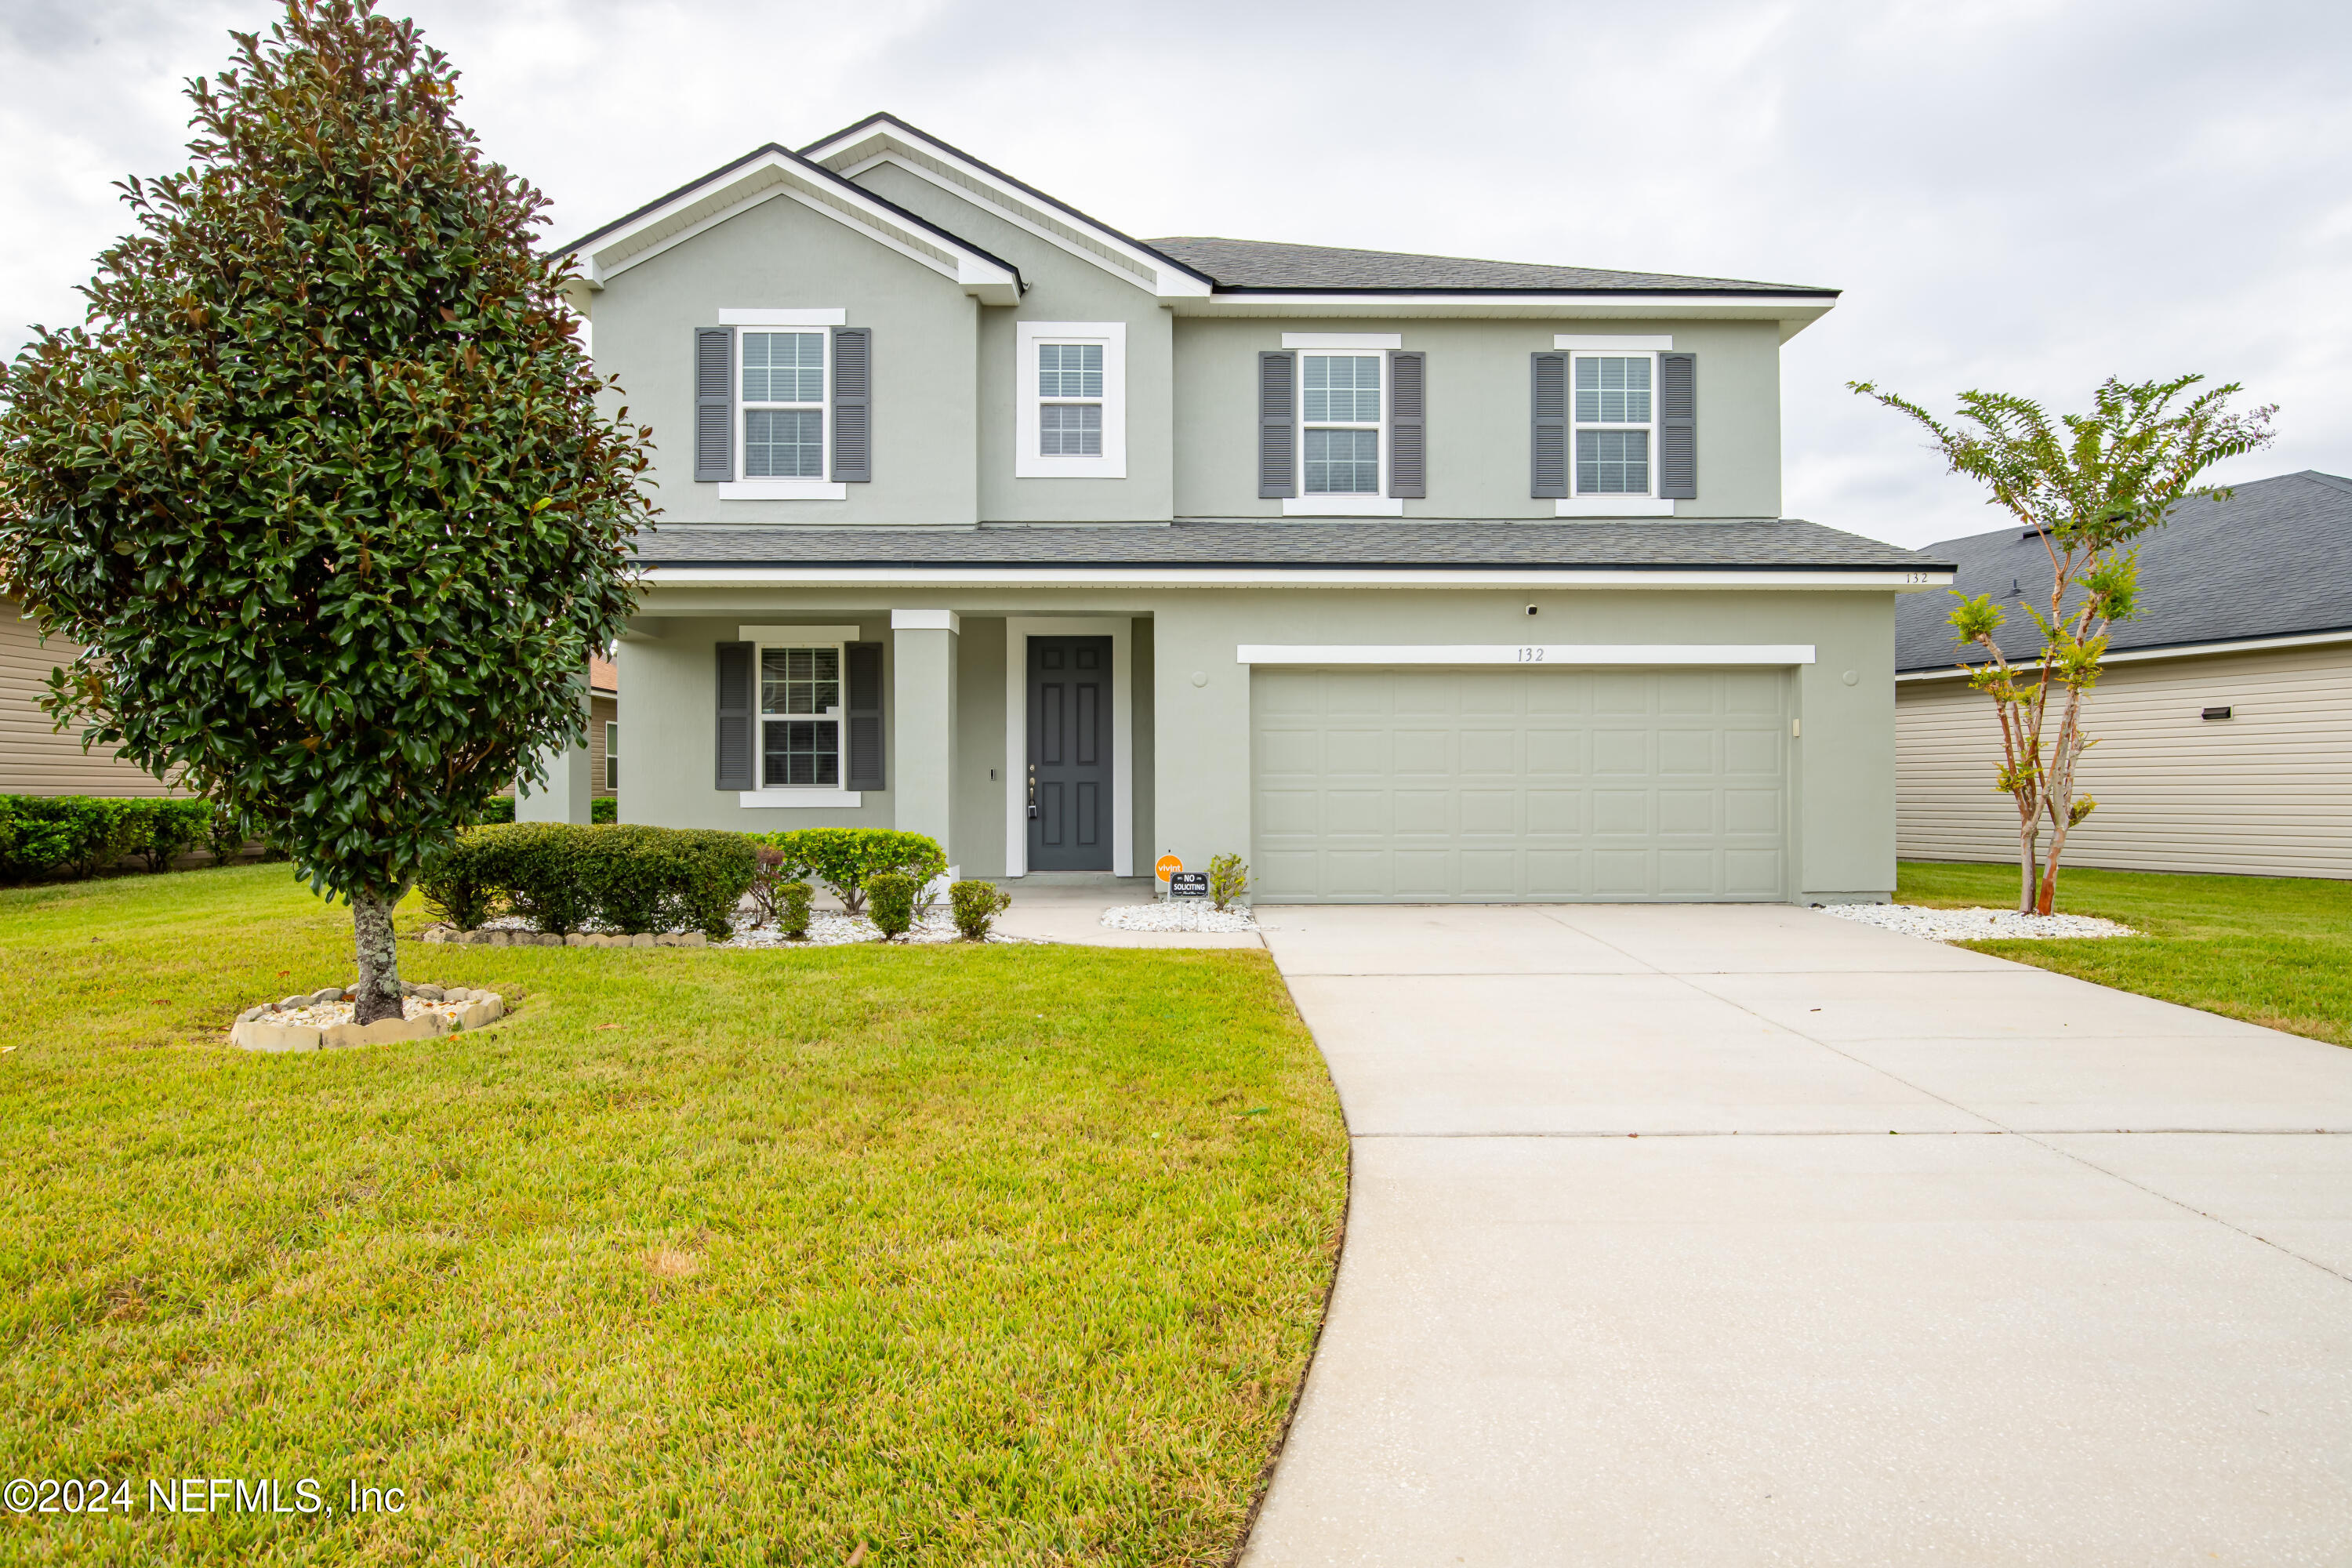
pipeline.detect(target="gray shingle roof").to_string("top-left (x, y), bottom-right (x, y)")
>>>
top-left (1894, 470), bottom-right (2352, 672)
top-left (1143, 237), bottom-right (1835, 296)
top-left (636, 519), bottom-right (1938, 572)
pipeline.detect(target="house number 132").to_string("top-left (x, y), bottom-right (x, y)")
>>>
top-left (1515, 647), bottom-right (1547, 662)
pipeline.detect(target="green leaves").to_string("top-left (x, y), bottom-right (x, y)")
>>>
top-left (0, 0), bottom-right (654, 911)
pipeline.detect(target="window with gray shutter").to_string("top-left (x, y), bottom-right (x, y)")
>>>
top-left (1258, 350), bottom-right (1296, 499)
top-left (830, 326), bottom-right (872, 482)
top-left (844, 641), bottom-right (885, 790)
top-left (695, 327), bottom-right (735, 482)
top-left (1388, 350), bottom-right (1425, 499)
top-left (1659, 351), bottom-right (1697, 500)
top-left (1530, 352), bottom-right (1567, 498)
top-left (714, 641), bottom-right (753, 789)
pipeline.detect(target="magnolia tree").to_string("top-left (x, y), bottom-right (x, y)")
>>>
top-left (1851, 375), bottom-right (2273, 913)
top-left (0, 0), bottom-right (652, 1020)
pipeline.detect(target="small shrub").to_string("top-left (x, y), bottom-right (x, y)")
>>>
top-left (866, 871), bottom-right (919, 941)
top-left (473, 796), bottom-right (517, 826)
top-left (747, 844), bottom-right (793, 924)
top-left (417, 824), bottom-right (756, 938)
top-left (748, 828), bottom-right (944, 915)
top-left (1208, 852), bottom-right (1249, 912)
top-left (132, 798), bottom-right (213, 872)
top-left (591, 797), bottom-right (617, 824)
top-left (205, 802), bottom-right (248, 865)
top-left (419, 836), bottom-right (496, 932)
top-left (949, 879), bottom-right (1012, 941)
top-left (777, 880), bottom-right (814, 940)
top-left (0, 795), bottom-right (143, 881)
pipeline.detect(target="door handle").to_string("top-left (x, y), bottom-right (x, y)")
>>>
top-left (1027, 763), bottom-right (1037, 819)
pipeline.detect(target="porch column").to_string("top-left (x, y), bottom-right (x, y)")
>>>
top-left (514, 677), bottom-right (594, 825)
top-left (890, 609), bottom-right (959, 866)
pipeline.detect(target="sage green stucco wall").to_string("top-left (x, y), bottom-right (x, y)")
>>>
top-left (1169, 318), bottom-right (1784, 521)
top-left (846, 163), bottom-right (1176, 522)
top-left (621, 585), bottom-right (1900, 902)
top-left (586, 195), bottom-right (980, 525)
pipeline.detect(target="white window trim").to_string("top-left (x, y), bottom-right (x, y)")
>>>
top-left (1016, 321), bottom-right (1126, 478)
top-left (718, 314), bottom-right (850, 501)
top-left (749, 633), bottom-right (853, 799)
top-left (1284, 347), bottom-right (1402, 517)
top-left (1559, 347), bottom-right (1669, 517)
top-left (1003, 617), bottom-right (1134, 877)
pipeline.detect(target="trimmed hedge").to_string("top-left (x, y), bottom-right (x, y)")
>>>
top-left (749, 828), bottom-right (946, 915)
top-left (0, 795), bottom-right (231, 883)
top-left (419, 823), bottom-right (757, 939)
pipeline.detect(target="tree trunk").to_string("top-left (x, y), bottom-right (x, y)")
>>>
top-left (2016, 818), bottom-right (2039, 914)
top-left (352, 885), bottom-right (406, 1025)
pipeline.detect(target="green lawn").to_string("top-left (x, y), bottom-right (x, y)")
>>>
top-left (0, 864), bottom-right (1347, 1565)
top-left (1898, 859), bottom-right (2352, 1047)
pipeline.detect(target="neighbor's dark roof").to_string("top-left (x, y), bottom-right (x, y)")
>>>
top-left (636, 519), bottom-right (1938, 572)
top-left (1144, 237), bottom-right (1835, 296)
top-left (1895, 470), bottom-right (2352, 672)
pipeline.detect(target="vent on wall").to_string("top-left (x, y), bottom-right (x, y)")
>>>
top-left (2201, 706), bottom-right (2233, 721)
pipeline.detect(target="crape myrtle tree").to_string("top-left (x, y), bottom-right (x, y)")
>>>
top-left (0, 0), bottom-right (653, 1021)
top-left (1851, 375), bottom-right (2272, 914)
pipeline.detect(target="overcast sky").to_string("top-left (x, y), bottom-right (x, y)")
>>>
top-left (4, 0), bottom-right (2345, 547)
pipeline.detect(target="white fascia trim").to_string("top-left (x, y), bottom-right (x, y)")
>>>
top-left (1283, 495), bottom-right (1406, 517)
top-left (740, 623), bottom-right (862, 642)
top-left (1238, 643), bottom-right (1817, 666)
top-left (1893, 626), bottom-right (2352, 682)
top-left (1282, 332), bottom-right (1403, 350)
top-left (720, 307), bottom-right (847, 325)
top-left (890, 608), bottom-right (960, 632)
top-left (648, 566), bottom-right (1955, 590)
top-left (1558, 498), bottom-right (1675, 517)
top-left (739, 789), bottom-right (863, 808)
top-left (719, 479), bottom-right (848, 502)
top-left (825, 146), bottom-right (1212, 299)
top-left (1014, 321), bottom-right (1127, 479)
top-left (1555, 334), bottom-right (1672, 350)
top-left (1004, 616), bottom-right (1134, 877)
top-left (571, 153), bottom-right (1020, 302)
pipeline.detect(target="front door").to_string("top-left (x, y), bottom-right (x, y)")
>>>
top-left (1027, 636), bottom-right (1112, 871)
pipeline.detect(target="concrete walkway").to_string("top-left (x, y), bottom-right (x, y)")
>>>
top-left (1241, 903), bottom-right (2352, 1566)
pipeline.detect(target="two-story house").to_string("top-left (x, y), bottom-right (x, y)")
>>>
top-left (549, 114), bottom-right (1951, 903)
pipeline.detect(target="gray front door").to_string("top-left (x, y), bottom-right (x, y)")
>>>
top-left (1028, 636), bottom-right (1113, 871)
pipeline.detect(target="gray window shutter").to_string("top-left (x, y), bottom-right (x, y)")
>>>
top-left (1530, 352), bottom-right (1567, 499)
top-left (831, 326), bottom-right (872, 482)
top-left (695, 326), bottom-right (734, 483)
top-left (714, 641), bottom-right (753, 789)
top-left (1659, 351), bottom-right (1697, 500)
top-left (844, 641), bottom-right (885, 790)
top-left (1258, 350), bottom-right (1296, 499)
top-left (1388, 350), bottom-right (1426, 499)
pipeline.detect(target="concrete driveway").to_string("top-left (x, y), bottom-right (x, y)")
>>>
top-left (1241, 903), bottom-right (2352, 1566)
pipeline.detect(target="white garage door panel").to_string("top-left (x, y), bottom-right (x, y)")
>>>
top-left (1252, 667), bottom-right (1789, 902)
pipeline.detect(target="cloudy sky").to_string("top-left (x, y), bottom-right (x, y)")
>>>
top-left (4, 0), bottom-right (2345, 547)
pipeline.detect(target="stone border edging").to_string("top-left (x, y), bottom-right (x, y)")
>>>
top-left (419, 927), bottom-right (708, 948)
top-left (230, 984), bottom-right (508, 1053)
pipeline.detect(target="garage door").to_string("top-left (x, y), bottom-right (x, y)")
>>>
top-left (1252, 666), bottom-right (1789, 902)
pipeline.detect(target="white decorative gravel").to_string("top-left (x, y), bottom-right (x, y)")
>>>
top-left (1100, 902), bottom-right (1261, 934)
top-left (718, 909), bottom-right (1036, 947)
top-left (262, 995), bottom-right (478, 1029)
top-left (1820, 903), bottom-right (2138, 943)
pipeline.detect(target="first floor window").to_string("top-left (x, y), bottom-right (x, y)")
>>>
top-left (742, 330), bottom-right (826, 478)
top-left (1571, 353), bottom-right (1654, 497)
top-left (1577, 430), bottom-right (1650, 495)
top-left (759, 645), bottom-right (840, 787)
top-left (1302, 353), bottom-right (1381, 494)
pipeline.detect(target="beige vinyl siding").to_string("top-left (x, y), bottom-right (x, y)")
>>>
top-left (0, 597), bottom-right (175, 797)
top-left (1896, 641), bottom-right (2352, 878)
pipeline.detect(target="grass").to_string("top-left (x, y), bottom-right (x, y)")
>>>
top-left (0, 863), bottom-right (1348, 1565)
top-left (1898, 859), bottom-right (2352, 1047)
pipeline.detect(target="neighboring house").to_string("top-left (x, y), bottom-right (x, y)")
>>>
top-left (554, 113), bottom-right (1952, 903)
top-left (0, 597), bottom-right (175, 796)
top-left (1896, 470), bottom-right (2352, 879)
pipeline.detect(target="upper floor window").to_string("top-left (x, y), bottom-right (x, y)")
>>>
top-left (1572, 354), bottom-right (1652, 497)
top-left (1302, 354), bottom-right (1382, 495)
top-left (1016, 321), bottom-right (1127, 479)
top-left (742, 331), bottom-right (826, 480)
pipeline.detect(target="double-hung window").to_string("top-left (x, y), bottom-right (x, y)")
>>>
top-left (1302, 354), bottom-right (1382, 495)
top-left (742, 331), bottom-right (826, 480)
top-left (1573, 354), bottom-right (1652, 497)
top-left (1016, 321), bottom-right (1127, 477)
top-left (759, 642), bottom-right (842, 789)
